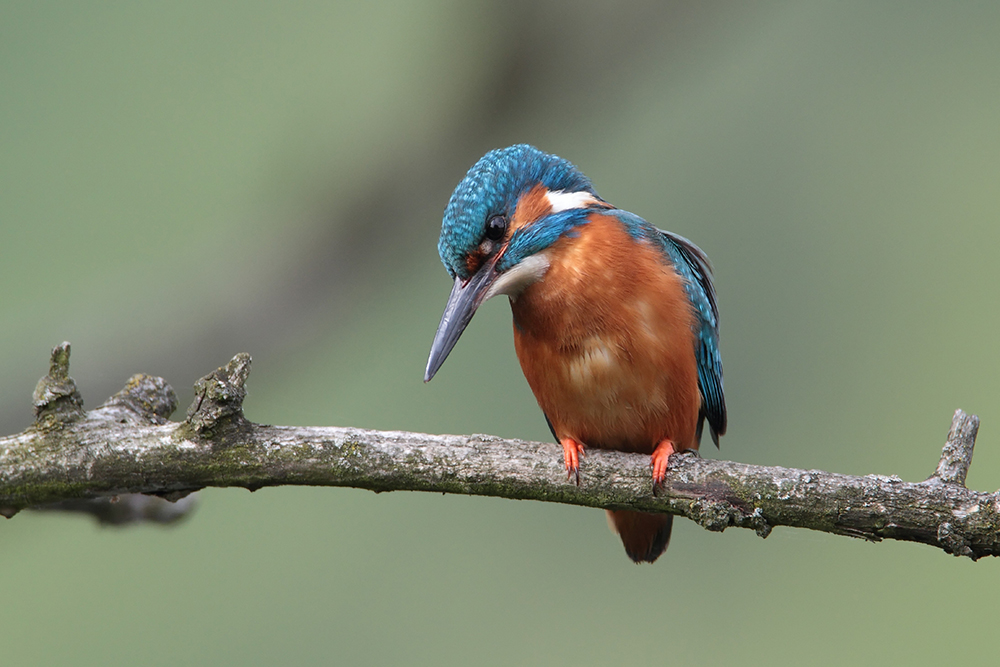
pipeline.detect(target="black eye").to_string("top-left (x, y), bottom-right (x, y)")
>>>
top-left (484, 215), bottom-right (507, 242)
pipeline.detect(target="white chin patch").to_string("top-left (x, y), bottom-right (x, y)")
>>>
top-left (485, 253), bottom-right (550, 301)
top-left (546, 189), bottom-right (598, 213)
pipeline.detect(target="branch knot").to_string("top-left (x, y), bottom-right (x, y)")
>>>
top-left (937, 521), bottom-right (976, 560)
top-left (688, 497), bottom-right (739, 532)
top-left (95, 374), bottom-right (178, 425)
top-left (184, 353), bottom-right (252, 437)
top-left (930, 409), bottom-right (980, 487)
top-left (32, 342), bottom-right (84, 427)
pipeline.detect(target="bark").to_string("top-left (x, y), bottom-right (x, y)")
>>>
top-left (2, 344), bottom-right (997, 559)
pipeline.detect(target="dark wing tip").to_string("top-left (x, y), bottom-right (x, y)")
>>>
top-left (697, 409), bottom-right (725, 449)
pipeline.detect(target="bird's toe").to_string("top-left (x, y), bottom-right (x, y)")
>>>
top-left (561, 438), bottom-right (585, 485)
top-left (650, 439), bottom-right (676, 486)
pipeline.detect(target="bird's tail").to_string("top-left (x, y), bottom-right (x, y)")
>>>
top-left (606, 510), bottom-right (673, 563)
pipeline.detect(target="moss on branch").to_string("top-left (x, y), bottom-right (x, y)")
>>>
top-left (1, 344), bottom-right (997, 558)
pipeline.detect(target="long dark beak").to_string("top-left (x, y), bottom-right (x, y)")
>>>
top-left (424, 259), bottom-right (499, 382)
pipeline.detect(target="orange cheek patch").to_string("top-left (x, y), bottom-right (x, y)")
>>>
top-left (465, 250), bottom-right (486, 276)
top-left (509, 185), bottom-right (553, 234)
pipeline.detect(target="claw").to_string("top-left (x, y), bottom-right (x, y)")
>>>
top-left (561, 438), bottom-right (585, 485)
top-left (650, 439), bottom-right (676, 486)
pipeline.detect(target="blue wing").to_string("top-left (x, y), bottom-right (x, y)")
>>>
top-left (658, 229), bottom-right (727, 447)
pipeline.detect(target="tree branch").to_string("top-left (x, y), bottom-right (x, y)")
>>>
top-left (3, 344), bottom-right (998, 559)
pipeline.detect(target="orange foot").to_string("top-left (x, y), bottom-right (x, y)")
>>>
top-left (560, 438), bottom-right (586, 485)
top-left (650, 439), bottom-right (677, 486)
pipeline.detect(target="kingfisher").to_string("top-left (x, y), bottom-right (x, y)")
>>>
top-left (424, 145), bottom-right (725, 563)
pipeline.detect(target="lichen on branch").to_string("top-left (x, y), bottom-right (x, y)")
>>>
top-left (2, 344), bottom-right (998, 559)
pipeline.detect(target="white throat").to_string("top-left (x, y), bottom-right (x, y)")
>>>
top-left (484, 252), bottom-right (550, 301)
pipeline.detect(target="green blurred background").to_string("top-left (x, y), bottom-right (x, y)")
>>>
top-left (2, 1), bottom-right (998, 664)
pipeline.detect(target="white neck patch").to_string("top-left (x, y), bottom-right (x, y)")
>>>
top-left (545, 189), bottom-right (599, 213)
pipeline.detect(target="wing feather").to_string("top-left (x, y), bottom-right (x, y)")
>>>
top-left (658, 229), bottom-right (727, 447)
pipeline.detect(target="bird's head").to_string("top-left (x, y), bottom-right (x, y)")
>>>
top-left (425, 144), bottom-right (602, 381)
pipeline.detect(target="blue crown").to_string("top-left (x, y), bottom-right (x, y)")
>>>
top-left (438, 145), bottom-right (594, 278)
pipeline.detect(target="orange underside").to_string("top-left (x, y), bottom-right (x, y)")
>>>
top-left (511, 213), bottom-right (701, 455)
top-left (510, 212), bottom-right (700, 563)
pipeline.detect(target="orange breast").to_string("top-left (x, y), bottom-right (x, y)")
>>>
top-left (510, 213), bottom-right (701, 454)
